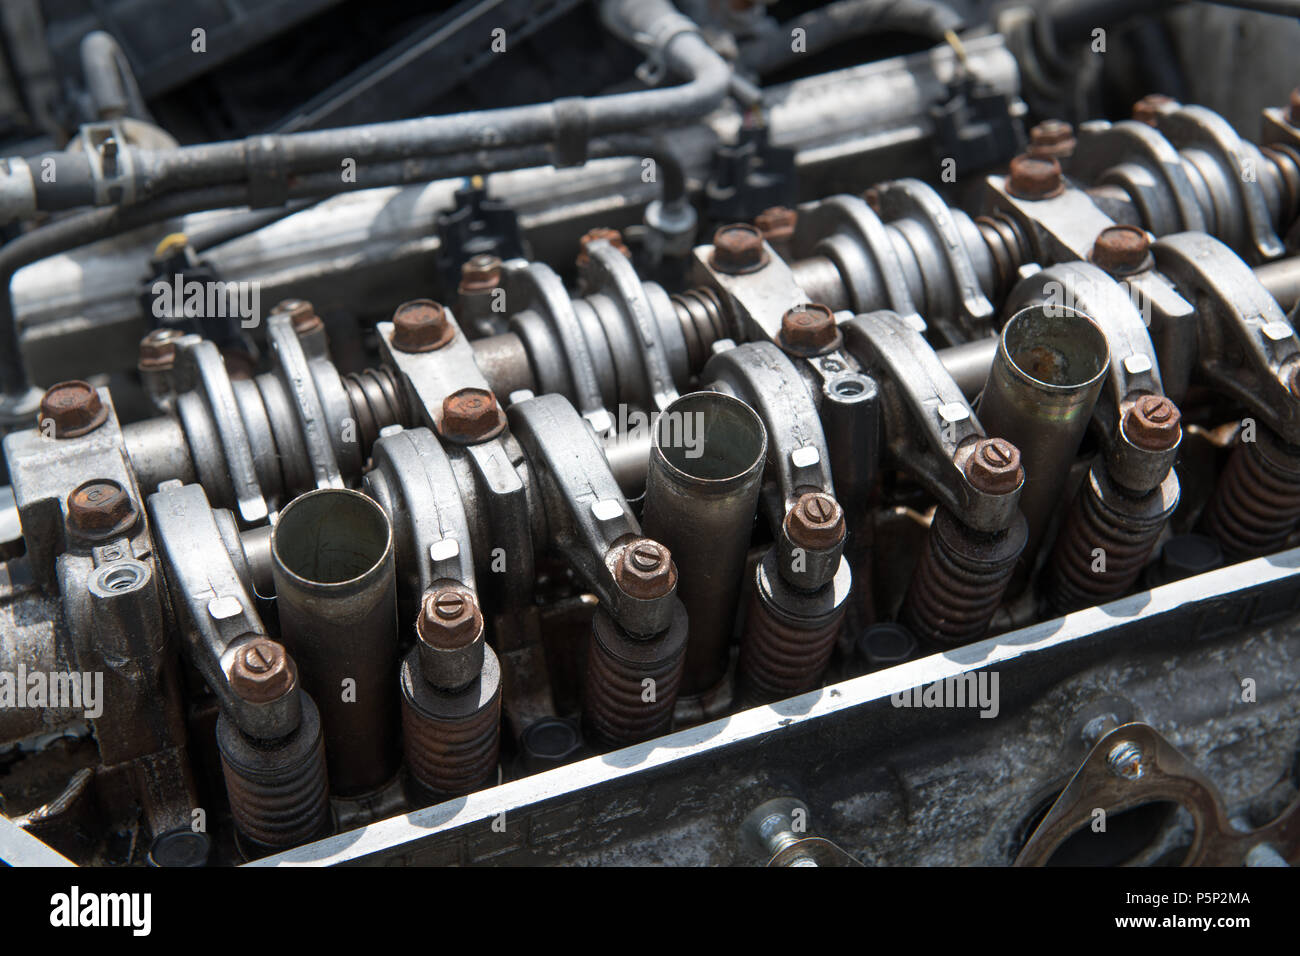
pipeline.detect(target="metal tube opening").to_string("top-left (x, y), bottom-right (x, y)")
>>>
top-left (652, 390), bottom-right (767, 488)
top-left (999, 304), bottom-right (1109, 393)
top-left (273, 488), bottom-right (392, 588)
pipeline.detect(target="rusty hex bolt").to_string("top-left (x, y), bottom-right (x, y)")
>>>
top-left (66, 479), bottom-right (136, 536)
top-left (755, 206), bottom-right (797, 243)
top-left (271, 298), bottom-right (323, 336)
top-left (1124, 395), bottom-right (1182, 451)
top-left (577, 227), bottom-right (630, 269)
top-left (1091, 225), bottom-right (1152, 275)
top-left (137, 328), bottom-right (183, 371)
top-left (440, 387), bottom-right (502, 442)
top-left (1288, 88), bottom-right (1300, 125)
top-left (711, 223), bottom-right (768, 274)
top-left (1006, 154), bottom-right (1064, 200)
top-left (964, 438), bottom-right (1023, 495)
top-left (417, 587), bottom-right (484, 649)
top-left (780, 303), bottom-right (839, 353)
top-left (459, 254), bottom-right (503, 293)
top-left (38, 380), bottom-right (108, 438)
top-left (391, 298), bottom-right (453, 352)
top-left (1133, 93), bottom-right (1175, 126)
top-left (785, 492), bottom-right (846, 550)
top-left (1028, 120), bottom-right (1076, 160)
top-left (229, 639), bottom-right (296, 704)
top-left (614, 538), bottom-right (676, 599)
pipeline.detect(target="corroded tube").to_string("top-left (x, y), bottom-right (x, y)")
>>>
top-left (977, 304), bottom-right (1109, 567)
top-left (271, 488), bottom-right (399, 797)
top-left (642, 391), bottom-right (767, 696)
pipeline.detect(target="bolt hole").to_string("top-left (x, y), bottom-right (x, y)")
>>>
top-left (98, 563), bottom-right (144, 592)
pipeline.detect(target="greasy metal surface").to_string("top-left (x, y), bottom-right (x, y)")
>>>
top-left (1016, 722), bottom-right (1300, 866)
top-left (252, 548), bottom-right (1300, 866)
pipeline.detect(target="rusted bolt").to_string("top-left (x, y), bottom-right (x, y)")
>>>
top-left (229, 639), bottom-right (296, 704)
top-left (1006, 154), bottom-right (1064, 200)
top-left (1027, 120), bottom-right (1076, 160)
top-left (66, 479), bottom-right (137, 537)
top-left (440, 387), bottom-right (503, 442)
top-left (576, 228), bottom-right (630, 269)
top-left (271, 298), bottom-right (323, 336)
top-left (138, 328), bottom-right (183, 371)
top-left (1091, 225), bottom-right (1152, 275)
top-left (780, 303), bottom-right (839, 354)
top-left (863, 188), bottom-right (881, 213)
top-left (711, 223), bottom-right (768, 274)
top-left (417, 586), bottom-right (483, 649)
top-left (964, 438), bottom-right (1023, 495)
top-left (614, 538), bottom-right (676, 599)
top-left (754, 206), bottom-right (797, 244)
top-left (1124, 395), bottom-right (1181, 451)
top-left (1132, 94), bottom-right (1175, 126)
top-left (459, 254), bottom-right (503, 293)
top-left (1288, 88), bottom-right (1300, 125)
top-left (38, 381), bottom-right (108, 438)
top-left (785, 492), bottom-right (846, 550)
top-left (391, 299), bottom-right (453, 352)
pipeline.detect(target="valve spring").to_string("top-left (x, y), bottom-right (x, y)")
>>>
top-left (975, 214), bottom-right (1029, 297)
top-left (217, 695), bottom-right (330, 853)
top-left (672, 287), bottom-right (734, 373)
top-left (401, 689), bottom-right (502, 799)
top-left (583, 614), bottom-right (685, 748)
top-left (899, 507), bottom-right (1025, 646)
top-left (1203, 435), bottom-right (1300, 559)
top-left (342, 365), bottom-right (409, 451)
top-left (739, 589), bottom-right (845, 704)
top-left (1045, 478), bottom-right (1169, 614)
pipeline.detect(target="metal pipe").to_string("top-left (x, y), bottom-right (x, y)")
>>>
top-left (270, 488), bottom-right (399, 797)
top-left (1254, 256), bottom-right (1300, 312)
top-left (29, 0), bottom-right (730, 211)
top-left (976, 304), bottom-right (1109, 567)
top-left (642, 391), bottom-right (767, 697)
top-left (939, 336), bottom-right (999, 401)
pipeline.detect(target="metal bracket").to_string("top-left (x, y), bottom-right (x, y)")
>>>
top-left (703, 341), bottom-right (835, 517)
top-left (507, 393), bottom-right (672, 635)
top-left (1154, 232), bottom-right (1300, 443)
top-left (843, 310), bottom-right (1020, 533)
top-left (1016, 722), bottom-right (1299, 866)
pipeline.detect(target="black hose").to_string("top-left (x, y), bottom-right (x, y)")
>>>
top-left (744, 0), bottom-right (965, 75)
top-left (589, 134), bottom-right (688, 204)
top-left (47, 1), bottom-right (729, 212)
